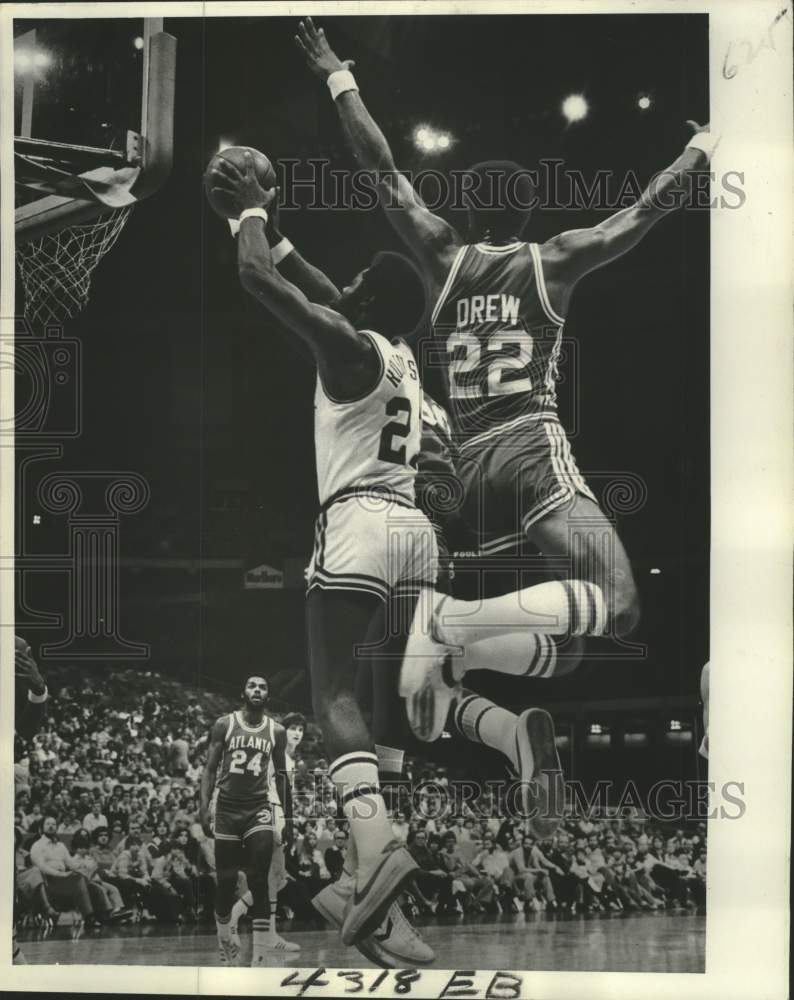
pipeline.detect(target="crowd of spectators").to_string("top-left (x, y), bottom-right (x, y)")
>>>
top-left (14, 665), bottom-right (707, 937)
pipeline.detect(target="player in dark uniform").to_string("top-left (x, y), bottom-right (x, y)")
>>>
top-left (296, 17), bottom-right (716, 727)
top-left (200, 675), bottom-right (292, 967)
top-left (13, 636), bottom-right (50, 964)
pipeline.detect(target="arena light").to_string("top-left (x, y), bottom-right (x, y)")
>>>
top-left (669, 719), bottom-right (682, 731)
top-left (133, 35), bottom-right (145, 50)
top-left (413, 125), bottom-right (452, 154)
top-left (14, 49), bottom-right (32, 71)
top-left (650, 567), bottom-right (661, 575)
top-left (637, 94), bottom-right (652, 110)
top-left (561, 93), bottom-right (589, 123)
top-left (589, 722), bottom-right (603, 735)
top-left (15, 47), bottom-right (52, 73)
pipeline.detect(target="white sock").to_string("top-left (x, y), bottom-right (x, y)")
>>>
top-left (267, 899), bottom-right (279, 940)
top-left (463, 632), bottom-right (558, 678)
top-left (230, 898), bottom-right (248, 930)
top-left (453, 694), bottom-right (520, 771)
top-left (329, 751), bottom-right (395, 871)
top-left (436, 580), bottom-right (607, 647)
top-left (252, 917), bottom-right (268, 960)
top-left (215, 913), bottom-right (231, 941)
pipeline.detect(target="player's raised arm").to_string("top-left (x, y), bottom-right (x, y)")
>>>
top-left (207, 151), bottom-right (378, 401)
top-left (14, 638), bottom-right (48, 739)
top-left (271, 725), bottom-right (293, 847)
top-left (199, 717), bottom-right (227, 838)
top-left (542, 123), bottom-right (718, 313)
top-left (264, 197), bottom-right (341, 308)
top-left (296, 17), bottom-right (462, 285)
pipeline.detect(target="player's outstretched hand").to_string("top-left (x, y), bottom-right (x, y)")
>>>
top-left (295, 17), bottom-right (355, 80)
top-left (15, 636), bottom-right (45, 697)
top-left (207, 152), bottom-right (278, 216)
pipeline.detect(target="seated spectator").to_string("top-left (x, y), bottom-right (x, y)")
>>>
top-left (112, 834), bottom-right (181, 922)
top-left (152, 839), bottom-right (198, 922)
top-left (70, 831), bottom-right (132, 921)
top-left (56, 808), bottom-right (83, 840)
top-left (408, 828), bottom-right (454, 913)
top-left (324, 829), bottom-right (348, 882)
top-left (15, 830), bottom-right (59, 927)
top-left (473, 832), bottom-right (518, 911)
top-left (439, 832), bottom-right (496, 913)
top-left (29, 816), bottom-right (108, 927)
top-left (289, 831), bottom-right (331, 898)
top-left (390, 811), bottom-right (410, 844)
top-left (83, 802), bottom-right (109, 834)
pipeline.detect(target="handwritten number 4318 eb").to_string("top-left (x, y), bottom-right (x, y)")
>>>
top-left (281, 968), bottom-right (421, 995)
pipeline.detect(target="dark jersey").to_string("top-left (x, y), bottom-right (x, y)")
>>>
top-left (215, 711), bottom-right (277, 805)
top-left (417, 393), bottom-right (475, 571)
top-left (431, 241), bottom-right (565, 440)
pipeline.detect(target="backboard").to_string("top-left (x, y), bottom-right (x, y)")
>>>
top-left (14, 16), bottom-right (176, 243)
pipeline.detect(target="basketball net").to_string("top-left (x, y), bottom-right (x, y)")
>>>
top-left (15, 208), bottom-right (132, 329)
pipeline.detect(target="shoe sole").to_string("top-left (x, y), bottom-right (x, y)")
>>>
top-left (341, 850), bottom-right (419, 946)
top-left (312, 890), bottom-right (393, 968)
top-left (517, 708), bottom-right (564, 838)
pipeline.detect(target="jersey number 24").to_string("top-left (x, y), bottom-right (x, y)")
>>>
top-left (378, 397), bottom-right (417, 468)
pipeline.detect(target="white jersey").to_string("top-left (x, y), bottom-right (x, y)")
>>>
top-left (314, 330), bottom-right (422, 505)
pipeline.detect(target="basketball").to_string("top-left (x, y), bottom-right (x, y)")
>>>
top-left (203, 146), bottom-right (277, 219)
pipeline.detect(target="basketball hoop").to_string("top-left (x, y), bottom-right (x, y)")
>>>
top-left (13, 19), bottom-right (176, 329)
top-left (15, 208), bottom-right (132, 329)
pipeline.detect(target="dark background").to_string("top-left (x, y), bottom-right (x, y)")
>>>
top-left (15, 14), bottom-right (709, 783)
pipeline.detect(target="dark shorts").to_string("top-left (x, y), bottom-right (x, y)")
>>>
top-left (213, 797), bottom-right (274, 843)
top-left (456, 412), bottom-right (596, 555)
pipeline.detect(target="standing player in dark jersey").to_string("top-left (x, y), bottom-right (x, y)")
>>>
top-left (200, 675), bottom-right (292, 966)
top-left (13, 635), bottom-right (49, 964)
top-left (296, 18), bottom-right (717, 738)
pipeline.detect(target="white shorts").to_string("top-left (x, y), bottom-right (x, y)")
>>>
top-left (307, 489), bottom-right (439, 602)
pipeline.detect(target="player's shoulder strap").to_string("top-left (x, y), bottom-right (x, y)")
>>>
top-left (212, 713), bottom-right (235, 742)
top-left (430, 244), bottom-right (471, 326)
top-left (527, 241), bottom-right (565, 326)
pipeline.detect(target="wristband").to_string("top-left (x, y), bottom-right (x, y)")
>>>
top-left (327, 69), bottom-right (358, 101)
top-left (28, 687), bottom-right (48, 703)
top-left (686, 131), bottom-right (721, 161)
top-left (239, 207), bottom-right (269, 226)
top-left (271, 237), bottom-right (295, 265)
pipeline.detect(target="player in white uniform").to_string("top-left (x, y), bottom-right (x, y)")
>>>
top-left (207, 151), bottom-right (435, 966)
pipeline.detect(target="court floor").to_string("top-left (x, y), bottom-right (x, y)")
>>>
top-left (18, 909), bottom-right (705, 972)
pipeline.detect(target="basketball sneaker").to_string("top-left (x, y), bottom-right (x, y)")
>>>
top-left (400, 597), bottom-right (461, 742)
top-left (515, 707), bottom-right (564, 838)
top-left (313, 874), bottom-right (434, 967)
top-left (265, 933), bottom-right (300, 952)
top-left (218, 934), bottom-right (240, 966)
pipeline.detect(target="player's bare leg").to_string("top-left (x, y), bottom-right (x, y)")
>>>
top-left (699, 661), bottom-right (710, 759)
top-left (265, 843), bottom-right (299, 951)
top-left (306, 588), bottom-right (423, 947)
top-left (214, 840), bottom-right (243, 965)
top-left (242, 828), bottom-right (278, 966)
